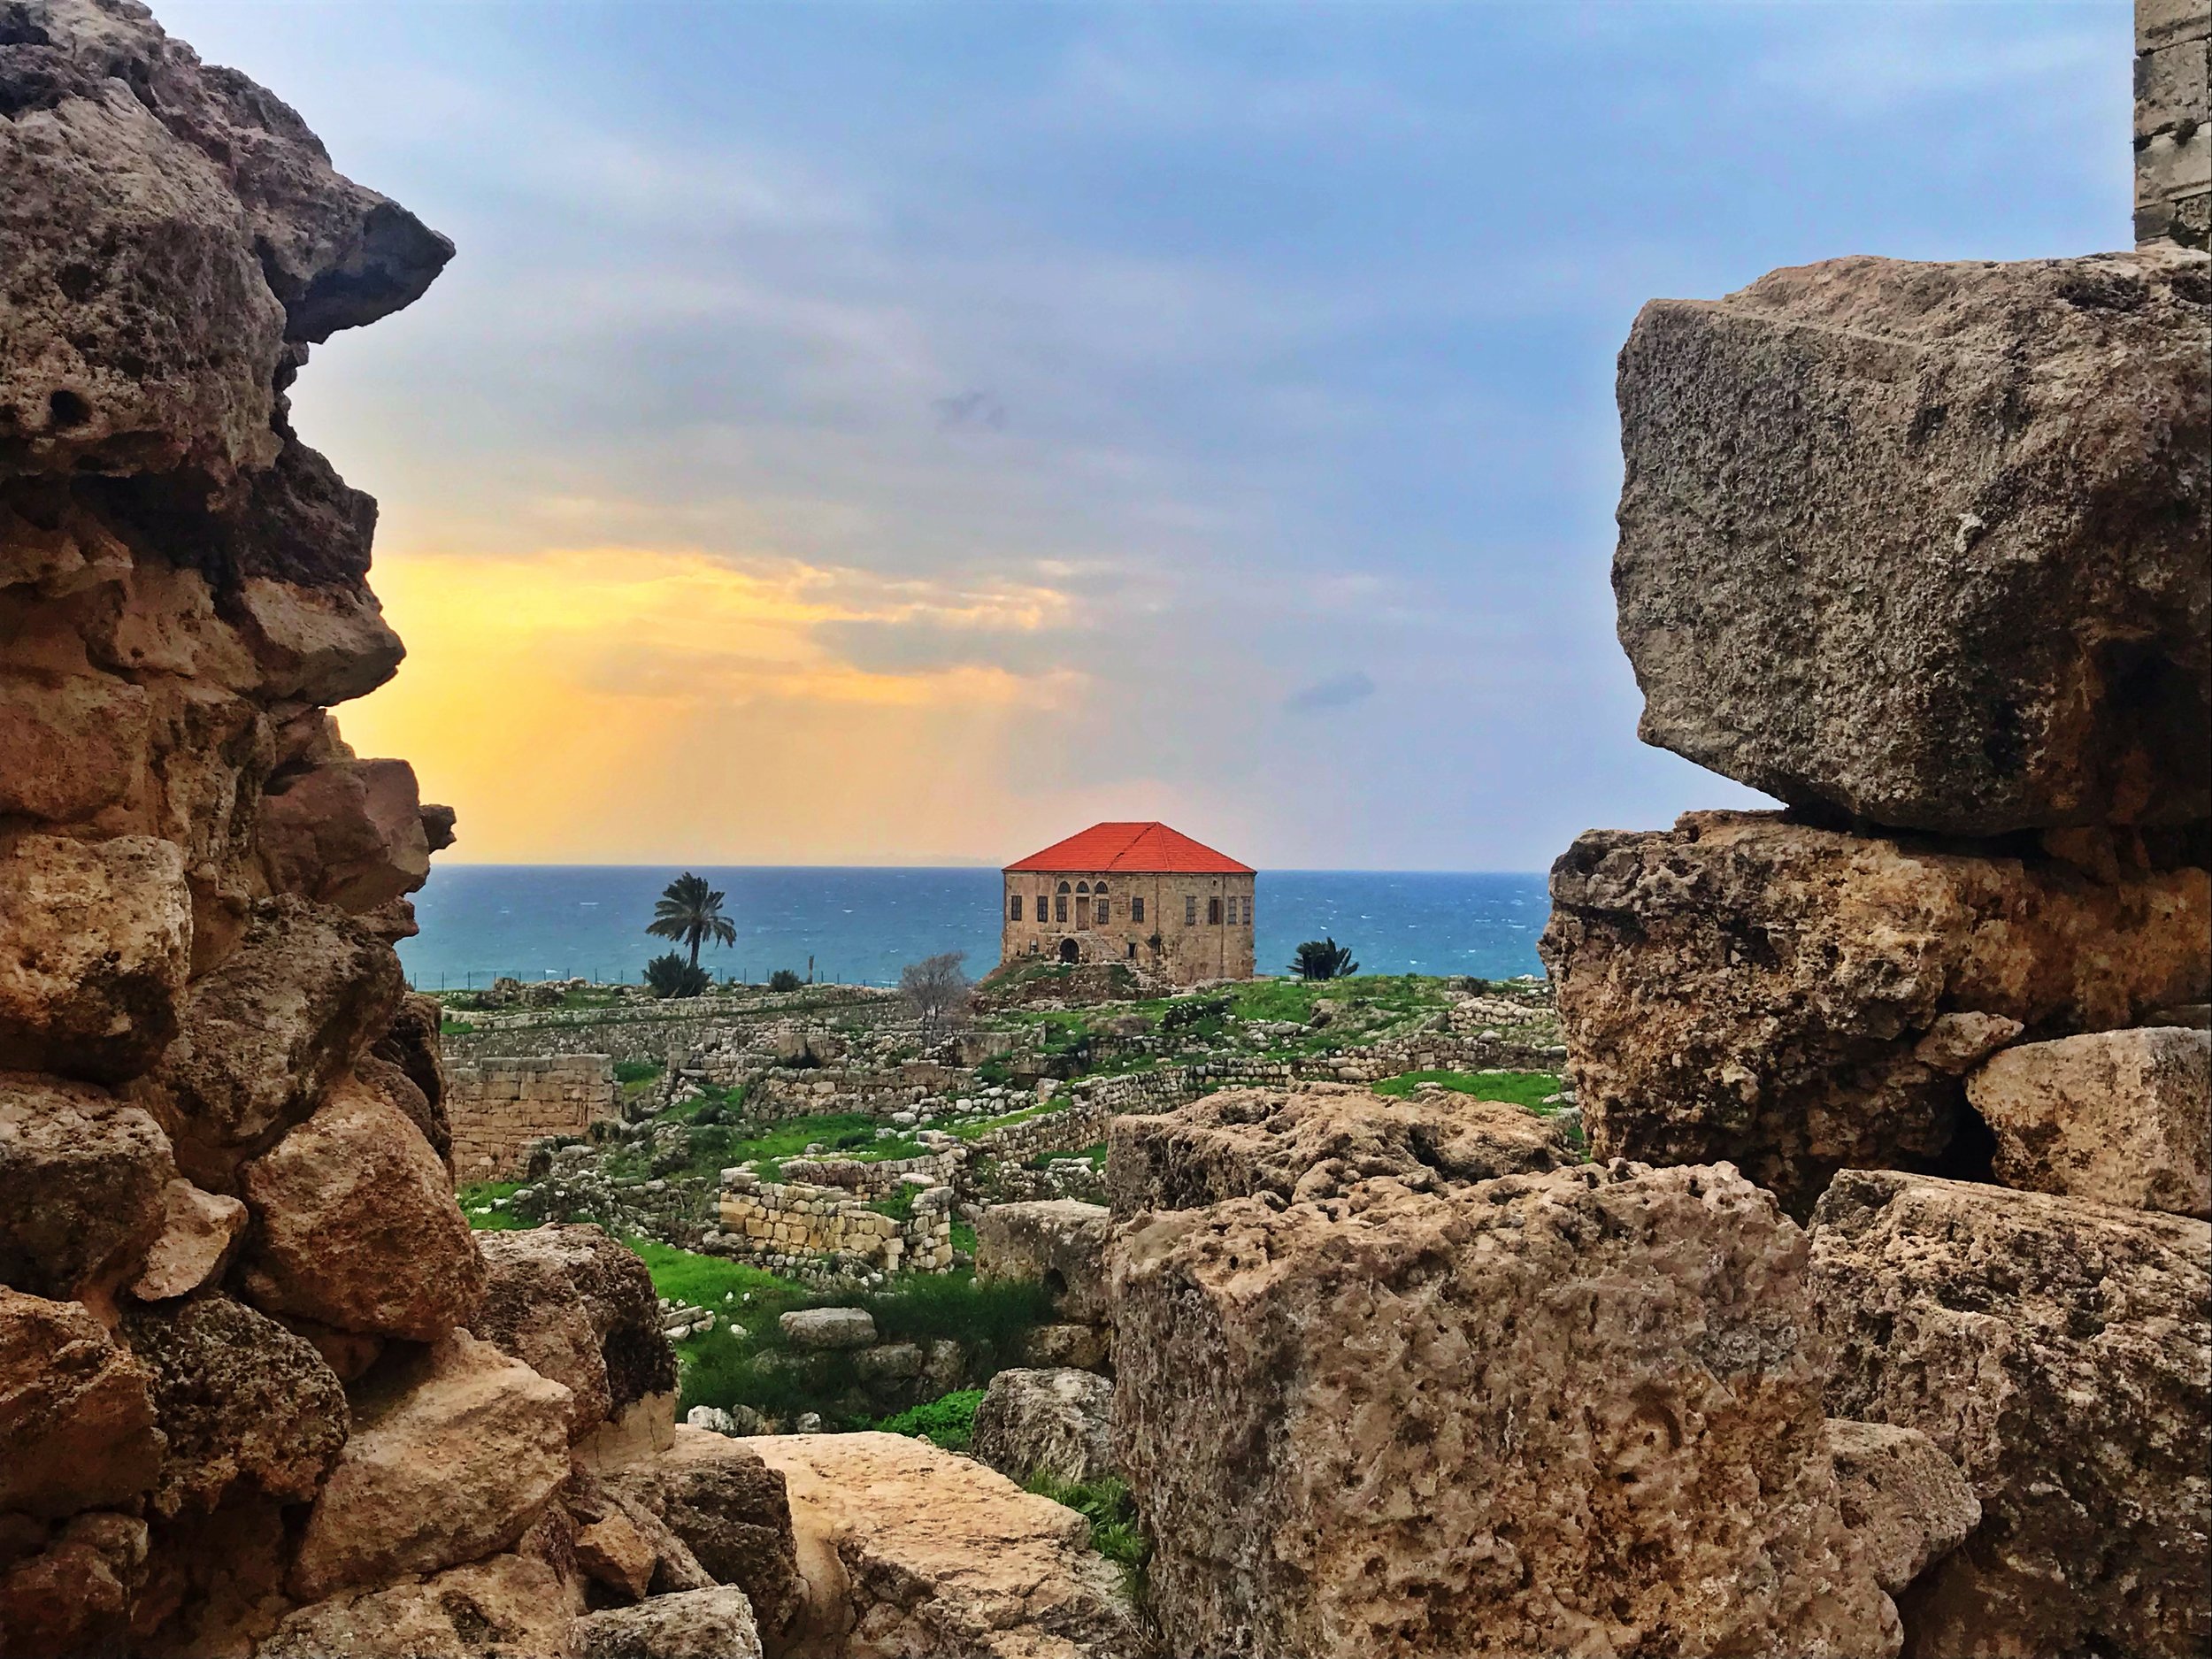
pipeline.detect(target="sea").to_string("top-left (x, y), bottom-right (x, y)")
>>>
top-left (396, 867), bottom-right (1553, 992)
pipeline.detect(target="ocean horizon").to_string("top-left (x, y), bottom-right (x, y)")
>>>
top-left (398, 865), bottom-right (1554, 991)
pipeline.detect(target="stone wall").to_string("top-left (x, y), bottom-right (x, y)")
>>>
top-left (447, 1055), bottom-right (618, 1180)
top-left (2138, 0), bottom-right (2210, 249)
top-left (713, 1176), bottom-right (954, 1286)
top-left (438, 985), bottom-right (891, 1066)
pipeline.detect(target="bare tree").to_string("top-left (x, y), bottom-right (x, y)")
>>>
top-left (900, 950), bottom-right (972, 1040)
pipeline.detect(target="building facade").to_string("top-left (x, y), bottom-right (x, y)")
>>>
top-left (1001, 822), bottom-right (1256, 987)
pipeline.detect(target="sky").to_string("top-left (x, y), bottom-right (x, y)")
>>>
top-left (160, 0), bottom-right (2132, 869)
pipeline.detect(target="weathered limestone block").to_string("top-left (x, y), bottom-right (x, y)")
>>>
top-left (779, 1306), bottom-right (875, 1349)
top-left (155, 897), bottom-right (404, 1171)
top-left (1825, 1419), bottom-right (1982, 1598)
top-left (261, 1552), bottom-right (580, 1659)
top-left (0, 1287), bottom-right (164, 1518)
top-left (0, 668), bottom-right (148, 823)
top-left (471, 1225), bottom-right (678, 1440)
top-left (975, 1199), bottom-right (1112, 1322)
top-left (749, 1430), bottom-right (1146, 1659)
top-left (0, 1510), bottom-right (148, 1659)
top-left (0, 1070), bottom-right (174, 1304)
top-left (1615, 248), bottom-right (2212, 833)
top-left (370, 990), bottom-right (449, 1142)
top-left (1106, 1080), bottom-right (1571, 1217)
top-left (573, 1509), bottom-right (657, 1602)
top-left (129, 1177), bottom-right (248, 1301)
top-left (566, 1473), bottom-right (714, 1599)
top-left (572, 1586), bottom-right (763, 1659)
top-left (257, 756), bottom-right (432, 912)
top-left (606, 1428), bottom-right (803, 1642)
top-left (1023, 1322), bottom-right (1112, 1372)
top-left (1112, 1161), bottom-right (1896, 1659)
top-left (2137, 0), bottom-right (2212, 248)
top-left (0, 833), bottom-right (190, 1084)
top-left (1966, 1025), bottom-right (2210, 1217)
top-left (1541, 811), bottom-right (2212, 1212)
top-left (119, 1294), bottom-right (347, 1518)
top-left (1810, 1170), bottom-right (2211, 1658)
top-left (972, 1367), bottom-right (1115, 1486)
top-left (289, 1331), bottom-right (572, 1601)
top-left (239, 1077), bottom-right (485, 1340)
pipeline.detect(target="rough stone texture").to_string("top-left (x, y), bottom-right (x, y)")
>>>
top-left (975, 1199), bottom-right (1113, 1323)
top-left (289, 1331), bottom-right (572, 1601)
top-left (2137, 0), bottom-right (2212, 248)
top-left (1966, 1025), bottom-right (2211, 1217)
top-left (128, 1176), bottom-right (248, 1301)
top-left (749, 1430), bottom-right (1146, 1659)
top-left (1825, 1419), bottom-right (1982, 1599)
top-left (574, 1511), bottom-right (657, 1602)
top-left (972, 1366), bottom-right (1116, 1486)
top-left (1106, 1080), bottom-right (1572, 1217)
top-left (0, 1510), bottom-right (148, 1659)
top-left (1542, 810), bottom-right (2212, 1212)
top-left (471, 1224), bottom-right (678, 1439)
top-left (778, 1306), bottom-right (877, 1350)
top-left (257, 755), bottom-right (432, 912)
top-left (0, 1286), bottom-right (164, 1518)
top-left (1113, 1161), bottom-right (1896, 1659)
top-left (1022, 1322), bottom-right (1113, 1373)
top-left (606, 1428), bottom-right (803, 1644)
top-left (1809, 1170), bottom-right (2211, 1658)
top-left (370, 989), bottom-right (450, 1164)
top-left (119, 1294), bottom-right (347, 1517)
top-left (448, 1053), bottom-right (620, 1180)
top-left (571, 1586), bottom-right (763, 1659)
top-left (260, 1552), bottom-right (580, 1659)
top-left (1614, 248), bottom-right (2212, 834)
top-left (0, 1069), bottom-right (174, 1304)
top-left (239, 1077), bottom-right (485, 1340)
top-left (0, 834), bottom-right (190, 1083)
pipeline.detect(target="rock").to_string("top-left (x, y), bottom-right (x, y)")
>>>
top-left (778, 1306), bottom-right (876, 1350)
top-left (471, 1225), bottom-right (675, 1432)
top-left (605, 1428), bottom-right (803, 1641)
top-left (0, 1510), bottom-right (148, 1659)
top-left (128, 1177), bottom-right (249, 1301)
top-left (1613, 248), bottom-right (2212, 834)
top-left (1541, 811), bottom-right (2212, 1213)
top-left (1966, 1025), bottom-right (2210, 1217)
top-left (155, 898), bottom-right (405, 1171)
top-left (574, 1511), bottom-right (657, 1602)
top-left (257, 757), bottom-right (433, 912)
top-left (1112, 1161), bottom-right (1896, 1658)
top-left (1809, 1170), bottom-right (2211, 1658)
top-left (261, 1552), bottom-right (579, 1659)
top-left (1022, 1322), bottom-right (1112, 1372)
top-left (239, 1077), bottom-right (484, 1340)
top-left (369, 990), bottom-right (450, 1160)
top-left (0, 669), bottom-right (147, 824)
top-left (571, 1586), bottom-right (762, 1659)
top-left (749, 1430), bottom-right (1146, 1659)
top-left (852, 1340), bottom-right (923, 1385)
top-left (289, 1331), bottom-right (572, 1600)
top-left (972, 1367), bottom-right (1115, 1486)
top-left (0, 1070), bottom-right (174, 1305)
top-left (0, 1286), bottom-right (164, 1517)
top-left (0, 834), bottom-right (190, 1084)
top-left (119, 1294), bottom-right (348, 1517)
top-left (1826, 1419), bottom-right (1982, 1598)
top-left (1107, 1081), bottom-right (1572, 1217)
top-left (975, 1199), bottom-right (1112, 1323)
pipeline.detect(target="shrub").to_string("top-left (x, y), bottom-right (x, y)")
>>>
top-left (871, 1388), bottom-right (985, 1452)
top-left (1289, 937), bottom-right (1359, 980)
top-left (1025, 1472), bottom-right (1150, 1593)
top-left (768, 968), bottom-right (804, 992)
top-left (613, 1059), bottom-right (663, 1086)
top-left (643, 952), bottom-right (711, 999)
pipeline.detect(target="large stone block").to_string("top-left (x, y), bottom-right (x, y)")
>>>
top-left (572, 1586), bottom-right (762, 1659)
top-left (972, 1366), bottom-right (1115, 1486)
top-left (471, 1224), bottom-right (677, 1439)
top-left (0, 1287), bottom-right (163, 1518)
top-left (1614, 249), bottom-right (2210, 833)
top-left (606, 1427), bottom-right (803, 1643)
top-left (1809, 1170), bottom-right (2211, 1658)
top-left (262, 1551), bottom-right (580, 1659)
top-left (0, 668), bottom-right (148, 822)
top-left (0, 1510), bottom-right (148, 1659)
top-left (975, 1199), bottom-right (1112, 1323)
top-left (0, 1070), bottom-right (174, 1304)
top-left (1966, 1025), bottom-right (2210, 1217)
top-left (1541, 811), bottom-right (2211, 1213)
top-left (1111, 1161), bottom-right (1895, 1658)
top-left (257, 757), bottom-right (432, 912)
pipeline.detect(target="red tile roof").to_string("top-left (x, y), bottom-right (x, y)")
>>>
top-left (1005, 822), bottom-right (1254, 876)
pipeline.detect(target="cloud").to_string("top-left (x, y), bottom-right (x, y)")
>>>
top-left (933, 389), bottom-right (1009, 432)
top-left (1285, 671), bottom-right (1376, 715)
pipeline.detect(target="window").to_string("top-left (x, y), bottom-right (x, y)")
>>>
top-left (1037, 890), bottom-right (1048, 918)
top-left (1131, 896), bottom-right (1144, 923)
top-left (1185, 895), bottom-right (1197, 926)
top-left (1096, 899), bottom-right (1109, 924)
top-left (1208, 896), bottom-right (1223, 925)
top-left (1076, 880), bottom-right (1090, 895)
top-left (1127, 942), bottom-right (1137, 959)
top-left (1010, 895), bottom-right (1023, 922)
top-left (1056, 894), bottom-right (1069, 923)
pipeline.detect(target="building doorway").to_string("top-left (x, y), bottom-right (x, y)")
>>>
top-left (1058, 938), bottom-right (1080, 964)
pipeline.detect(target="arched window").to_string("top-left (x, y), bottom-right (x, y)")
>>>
top-left (1075, 880), bottom-right (1090, 895)
top-left (1010, 894), bottom-right (1023, 922)
top-left (1057, 881), bottom-right (1071, 894)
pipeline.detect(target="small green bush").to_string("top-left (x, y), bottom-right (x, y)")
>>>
top-left (614, 1059), bottom-right (663, 1086)
top-left (768, 968), bottom-right (804, 993)
top-left (644, 953), bottom-right (711, 999)
top-left (870, 1388), bottom-right (985, 1452)
top-left (1025, 1472), bottom-right (1150, 1595)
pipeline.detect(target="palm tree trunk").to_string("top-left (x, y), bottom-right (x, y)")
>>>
top-left (687, 932), bottom-right (701, 970)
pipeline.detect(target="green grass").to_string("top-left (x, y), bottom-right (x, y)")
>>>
top-left (869, 1388), bottom-right (984, 1451)
top-left (867, 1185), bottom-right (921, 1223)
top-left (950, 1219), bottom-right (978, 1257)
top-left (1025, 1473), bottom-right (1150, 1601)
top-left (615, 1059), bottom-right (664, 1085)
top-left (457, 1180), bottom-right (524, 1230)
top-left (949, 1099), bottom-right (1060, 1140)
top-left (1371, 1069), bottom-right (1564, 1110)
top-left (439, 1018), bottom-right (477, 1036)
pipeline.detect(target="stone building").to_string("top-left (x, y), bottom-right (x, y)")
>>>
top-left (1002, 822), bottom-right (1256, 987)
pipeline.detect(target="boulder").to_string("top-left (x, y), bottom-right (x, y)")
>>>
top-left (289, 1331), bottom-right (572, 1600)
top-left (1825, 1420), bottom-right (1982, 1597)
top-left (119, 1294), bottom-right (348, 1517)
top-left (606, 1428), bottom-right (803, 1640)
top-left (1541, 811), bottom-right (2212, 1212)
top-left (1022, 1322), bottom-right (1112, 1372)
top-left (1106, 1081), bottom-right (1571, 1217)
top-left (471, 1224), bottom-right (677, 1436)
top-left (565, 1475), bottom-right (714, 1599)
top-left (778, 1306), bottom-right (875, 1350)
top-left (0, 1070), bottom-right (174, 1304)
top-left (573, 1511), bottom-right (657, 1602)
top-left (261, 1552), bottom-right (579, 1659)
top-left (1809, 1170), bottom-right (2211, 1658)
top-left (1613, 248), bottom-right (2211, 834)
top-left (0, 668), bottom-right (148, 824)
top-left (1112, 1161), bottom-right (1896, 1658)
top-left (129, 1178), bottom-right (249, 1301)
top-left (571, 1586), bottom-right (762, 1659)
top-left (974, 1199), bottom-right (1112, 1323)
top-left (0, 1510), bottom-right (147, 1659)
top-left (0, 1287), bottom-right (163, 1518)
top-left (257, 757), bottom-right (433, 912)
top-left (749, 1430), bottom-right (1146, 1659)
top-left (972, 1367), bottom-right (1115, 1486)
top-left (0, 834), bottom-right (190, 1084)
top-left (239, 1077), bottom-right (485, 1340)
top-left (1966, 1025), bottom-right (2210, 1217)
top-left (370, 990), bottom-right (450, 1161)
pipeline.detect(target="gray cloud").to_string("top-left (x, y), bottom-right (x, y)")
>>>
top-left (1285, 671), bottom-right (1377, 714)
top-left (933, 389), bottom-right (1009, 432)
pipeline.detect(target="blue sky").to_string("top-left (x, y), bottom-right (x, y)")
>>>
top-left (159, 1), bottom-right (2131, 868)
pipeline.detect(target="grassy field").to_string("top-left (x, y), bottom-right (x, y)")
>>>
top-left (1371, 1069), bottom-right (1564, 1110)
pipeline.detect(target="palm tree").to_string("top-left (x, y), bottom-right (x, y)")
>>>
top-left (646, 872), bottom-right (736, 969)
top-left (1289, 937), bottom-right (1358, 980)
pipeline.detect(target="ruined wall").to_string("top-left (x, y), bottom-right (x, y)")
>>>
top-left (2138, 0), bottom-right (2210, 249)
top-left (714, 1174), bottom-right (953, 1285)
top-left (446, 1054), bottom-right (618, 1180)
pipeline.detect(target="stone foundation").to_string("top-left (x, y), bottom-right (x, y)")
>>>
top-left (449, 1055), bottom-right (618, 1180)
top-left (714, 1177), bottom-right (953, 1284)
